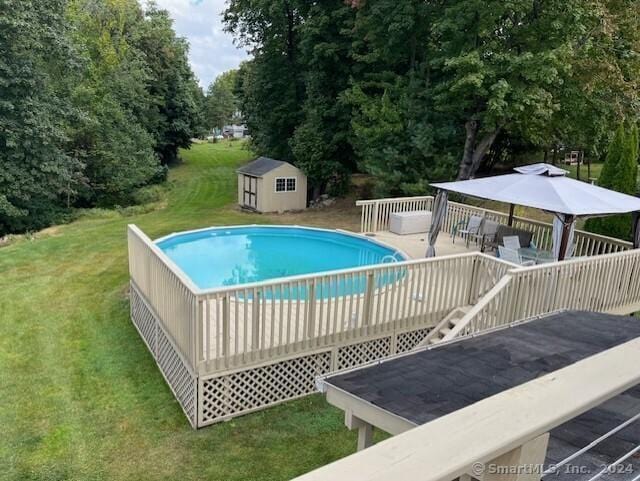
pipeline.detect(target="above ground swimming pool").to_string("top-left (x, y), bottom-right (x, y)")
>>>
top-left (156, 226), bottom-right (405, 292)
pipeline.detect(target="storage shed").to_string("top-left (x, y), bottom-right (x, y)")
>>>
top-left (236, 157), bottom-right (307, 213)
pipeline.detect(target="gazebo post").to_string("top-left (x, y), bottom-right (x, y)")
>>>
top-left (508, 204), bottom-right (515, 226)
top-left (558, 214), bottom-right (576, 261)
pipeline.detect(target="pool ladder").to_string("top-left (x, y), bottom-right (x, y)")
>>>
top-left (381, 253), bottom-right (402, 264)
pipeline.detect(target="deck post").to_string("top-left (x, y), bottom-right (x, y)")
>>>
top-left (307, 282), bottom-right (316, 341)
top-left (357, 423), bottom-right (374, 451)
top-left (345, 410), bottom-right (375, 451)
top-left (252, 290), bottom-right (261, 351)
top-left (363, 273), bottom-right (375, 327)
top-left (195, 297), bottom-right (203, 371)
top-left (222, 294), bottom-right (230, 361)
top-left (481, 433), bottom-right (549, 481)
top-left (372, 201), bottom-right (379, 233)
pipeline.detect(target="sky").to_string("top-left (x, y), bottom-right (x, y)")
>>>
top-left (155, 0), bottom-right (250, 89)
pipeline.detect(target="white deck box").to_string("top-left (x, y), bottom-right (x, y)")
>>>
top-left (389, 210), bottom-right (432, 235)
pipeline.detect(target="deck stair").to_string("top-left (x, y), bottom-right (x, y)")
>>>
top-left (418, 305), bottom-right (472, 347)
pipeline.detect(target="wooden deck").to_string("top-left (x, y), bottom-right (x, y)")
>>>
top-left (372, 231), bottom-right (481, 259)
top-left (127, 194), bottom-right (640, 427)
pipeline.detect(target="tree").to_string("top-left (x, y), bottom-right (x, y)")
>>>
top-left (585, 124), bottom-right (639, 240)
top-left (1, 0), bottom-right (202, 234)
top-left (346, 0), bottom-right (458, 194)
top-left (134, 4), bottom-right (201, 165)
top-left (290, 1), bottom-right (356, 197)
top-left (227, 1), bottom-right (358, 197)
top-left (427, 1), bottom-right (613, 180)
top-left (225, 0), bottom-right (640, 196)
top-left (190, 82), bottom-right (208, 139)
top-left (0, 0), bottom-right (81, 234)
top-left (538, 1), bottom-right (640, 168)
top-left (67, 0), bottom-right (162, 205)
top-left (205, 70), bottom-right (240, 131)
top-left (225, 0), bottom-right (308, 161)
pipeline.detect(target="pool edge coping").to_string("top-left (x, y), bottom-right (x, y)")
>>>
top-left (151, 224), bottom-right (418, 296)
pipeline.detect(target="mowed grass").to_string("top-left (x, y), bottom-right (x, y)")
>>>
top-left (0, 142), bottom-right (377, 481)
top-left (565, 162), bottom-right (603, 181)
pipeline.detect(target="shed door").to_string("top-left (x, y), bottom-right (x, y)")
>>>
top-left (243, 175), bottom-right (257, 209)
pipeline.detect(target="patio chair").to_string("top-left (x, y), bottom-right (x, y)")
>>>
top-left (485, 225), bottom-right (534, 252)
top-left (498, 246), bottom-right (535, 267)
top-left (503, 235), bottom-right (521, 250)
top-left (452, 215), bottom-right (484, 247)
top-left (479, 220), bottom-right (500, 252)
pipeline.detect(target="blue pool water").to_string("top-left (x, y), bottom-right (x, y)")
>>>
top-left (156, 226), bottom-right (404, 291)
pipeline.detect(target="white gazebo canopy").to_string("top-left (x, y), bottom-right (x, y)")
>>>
top-left (429, 163), bottom-right (640, 260)
top-left (431, 163), bottom-right (640, 217)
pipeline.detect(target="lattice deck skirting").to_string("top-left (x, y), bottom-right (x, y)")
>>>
top-left (131, 283), bottom-right (433, 428)
top-left (199, 350), bottom-right (332, 426)
top-left (131, 284), bottom-right (198, 427)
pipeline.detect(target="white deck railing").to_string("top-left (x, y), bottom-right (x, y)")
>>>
top-left (357, 196), bottom-right (434, 233)
top-left (446, 248), bottom-right (640, 339)
top-left (129, 212), bottom-right (640, 427)
top-left (357, 196), bottom-right (633, 256)
top-left (196, 253), bottom-right (511, 372)
top-left (128, 225), bottom-right (512, 374)
top-left (128, 225), bottom-right (199, 367)
top-left (129, 207), bottom-right (638, 377)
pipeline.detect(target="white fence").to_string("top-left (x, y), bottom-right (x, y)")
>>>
top-left (357, 196), bottom-right (633, 256)
top-left (128, 211), bottom-right (639, 427)
top-left (447, 248), bottom-right (640, 339)
top-left (196, 253), bottom-right (511, 372)
top-left (128, 225), bottom-right (199, 367)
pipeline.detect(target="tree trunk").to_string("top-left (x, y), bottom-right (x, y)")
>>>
top-left (457, 120), bottom-right (500, 180)
top-left (457, 120), bottom-right (478, 180)
top-left (311, 184), bottom-right (322, 201)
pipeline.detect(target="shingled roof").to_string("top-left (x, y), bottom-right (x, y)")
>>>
top-left (236, 157), bottom-right (287, 177)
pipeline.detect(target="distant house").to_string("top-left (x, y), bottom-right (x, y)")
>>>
top-left (236, 157), bottom-right (307, 213)
top-left (223, 124), bottom-right (249, 139)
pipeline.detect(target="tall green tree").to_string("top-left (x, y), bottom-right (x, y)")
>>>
top-left (205, 70), bottom-right (240, 131)
top-left (227, 0), bottom-right (640, 196)
top-left (67, 0), bottom-right (161, 206)
top-left (190, 81), bottom-right (208, 139)
top-left (0, 0), bottom-right (202, 234)
top-left (134, 4), bottom-right (201, 165)
top-left (586, 123), bottom-right (639, 240)
top-left (0, 0), bottom-right (81, 233)
top-left (540, 1), bottom-right (640, 166)
top-left (225, 0), bottom-right (308, 161)
top-left (347, 0), bottom-right (457, 195)
top-left (290, 1), bottom-right (356, 197)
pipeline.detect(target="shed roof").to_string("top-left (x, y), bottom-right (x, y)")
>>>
top-left (237, 157), bottom-right (290, 177)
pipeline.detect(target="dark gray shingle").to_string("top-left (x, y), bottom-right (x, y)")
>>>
top-left (326, 311), bottom-right (640, 481)
top-left (236, 157), bottom-right (286, 177)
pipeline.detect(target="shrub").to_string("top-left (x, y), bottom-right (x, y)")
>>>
top-left (585, 123), bottom-right (638, 241)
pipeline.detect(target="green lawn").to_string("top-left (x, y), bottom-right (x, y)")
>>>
top-left (564, 162), bottom-right (603, 182)
top-left (0, 142), bottom-right (378, 481)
